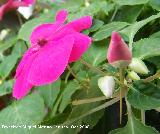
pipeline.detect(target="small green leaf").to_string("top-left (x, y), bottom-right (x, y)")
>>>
top-left (121, 12), bottom-right (160, 48)
top-left (109, 114), bottom-right (158, 134)
top-left (0, 37), bottom-right (17, 53)
top-left (93, 22), bottom-right (129, 41)
top-left (89, 19), bottom-right (104, 32)
top-left (82, 43), bottom-right (107, 66)
top-left (114, 5), bottom-right (143, 23)
top-left (127, 81), bottom-right (160, 110)
top-left (58, 81), bottom-right (80, 113)
top-left (114, 0), bottom-right (149, 5)
top-left (0, 54), bottom-right (19, 79)
top-left (0, 41), bottom-right (27, 79)
top-left (150, 31), bottom-right (160, 38)
top-left (0, 80), bottom-right (13, 96)
top-left (68, 1), bottom-right (114, 21)
top-left (149, 0), bottom-right (160, 11)
top-left (133, 38), bottom-right (160, 59)
top-left (0, 93), bottom-right (45, 134)
top-left (36, 79), bottom-right (61, 109)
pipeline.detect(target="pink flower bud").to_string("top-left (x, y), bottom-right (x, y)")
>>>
top-left (107, 32), bottom-right (132, 68)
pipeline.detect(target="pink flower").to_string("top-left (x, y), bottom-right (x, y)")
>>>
top-left (107, 32), bottom-right (132, 68)
top-left (0, 0), bottom-right (35, 20)
top-left (13, 10), bottom-right (92, 99)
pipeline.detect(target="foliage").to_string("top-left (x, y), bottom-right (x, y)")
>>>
top-left (1, 0), bottom-right (160, 133)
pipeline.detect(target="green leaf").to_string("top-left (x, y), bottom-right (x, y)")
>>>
top-left (121, 12), bottom-right (160, 48)
top-left (114, 5), bottom-right (143, 23)
top-left (127, 81), bottom-right (160, 110)
top-left (150, 31), bottom-right (160, 38)
top-left (149, 0), bottom-right (160, 11)
top-left (36, 79), bottom-right (61, 109)
top-left (68, 1), bottom-right (114, 21)
top-left (18, 10), bottom-right (57, 43)
top-left (0, 80), bottom-right (13, 96)
top-left (82, 43), bottom-right (107, 66)
top-left (0, 54), bottom-right (19, 79)
top-left (58, 81), bottom-right (80, 113)
top-left (132, 38), bottom-right (160, 59)
top-left (83, 110), bottom-right (104, 128)
top-left (0, 37), bottom-right (17, 53)
top-left (0, 41), bottom-right (27, 79)
top-left (114, 0), bottom-right (149, 5)
top-left (0, 93), bottom-right (45, 134)
top-left (93, 22), bottom-right (129, 41)
top-left (89, 19), bottom-right (104, 32)
top-left (109, 114), bottom-right (158, 134)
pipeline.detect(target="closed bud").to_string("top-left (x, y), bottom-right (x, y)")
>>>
top-left (107, 32), bottom-right (132, 68)
top-left (18, 5), bottom-right (34, 19)
top-left (128, 71), bottom-right (140, 81)
top-left (129, 58), bottom-right (149, 74)
top-left (98, 76), bottom-right (115, 98)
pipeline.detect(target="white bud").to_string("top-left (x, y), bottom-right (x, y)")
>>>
top-left (18, 5), bottom-right (34, 19)
top-left (98, 76), bottom-right (115, 98)
top-left (0, 29), bottom-right (10, 41)
top-left (129, 58), bottom-right (149, 74)
top-left (128, 71), bottom-right (140, 81)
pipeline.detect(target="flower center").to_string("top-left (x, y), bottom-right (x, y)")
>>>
top-left (37, 39), bottom-right (48, 47)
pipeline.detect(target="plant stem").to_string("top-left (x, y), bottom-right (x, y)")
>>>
top-left (67, 65), bottom-right (89, 89)
top-left (67, 65), bottom-right (80, 83)
top-left (80, 58), bottom-right (106, 76)
top-left (65, 97), bottom-right (120, 125)
top-left (64, 71), bottom-right (70, 84)
top-left (141, 110), bottom-right (145, 124)
top-left (80, 58), bottom-right (124, 87)
top-left (126, 98), bottom-right (132, 117)
top-left (143, 70), bottom-right (160, 83)
top-left (16, 11), bottom-right (23, 26)
top-left (109, 5), bottom-right (118, 22)
top-left (119, 68), bottom-right (125, 124)
top-left (72, 96), bottom-right (107, 105)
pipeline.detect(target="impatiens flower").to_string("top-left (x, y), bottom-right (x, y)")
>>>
top-left (0, 0), bottom-right (35, 20)
top-left (107, 32), bottom-right (132, 68)
top-left (13, 9), bottom-right (92, 99)
top-left (98, 76), bottom-right (115, 98)
top-left (129, 58), bottom-right (149, 74)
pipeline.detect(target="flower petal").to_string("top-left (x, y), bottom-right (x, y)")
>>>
top-left (13, 50), bottom-right (38, 100)
top-left (28, 35), bottom-right (74, 86)
top-left (23, 0), bottom-right (36, 5)
top-left (55, 9), bottom-right (68, 23)
top-left (30, 23), bottom-right (61, 46)
top-left (69, 32), bottom-right (92, 62)
top-left (66, 16), bottom-right (92, 32)
top-left (15, 47), bottom-right (39, 78)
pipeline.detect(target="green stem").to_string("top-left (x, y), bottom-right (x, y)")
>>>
top-left (16, 11), bottom-right (23, 26)
top-left (72, 96), bottom-right (107, 105)
top-left (126, 98), bottom-right (132, 117)
top-left (110, 5), bottom-right (118, 22)
top-left (141, 110), bottom-right (145, 124)
top-left (80, 58), bottom-right (124, 87)
top-left (67, 65), bottom-right (89, 89)
top-left (143, 70), bottom-right (160, 83)
top-left (119, 68), bottom-right (125, 124)
top-left (64, 97), bottom-right (120, 125)
top-left (64, 71), bottom-right (71, 84)
top-left (67, 65), bottom-right (80, 83)
top-left (80, 58), bottom-right (106, 76)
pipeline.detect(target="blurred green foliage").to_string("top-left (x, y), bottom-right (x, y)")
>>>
top-left (1, 0), bottom-right (160, 133)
